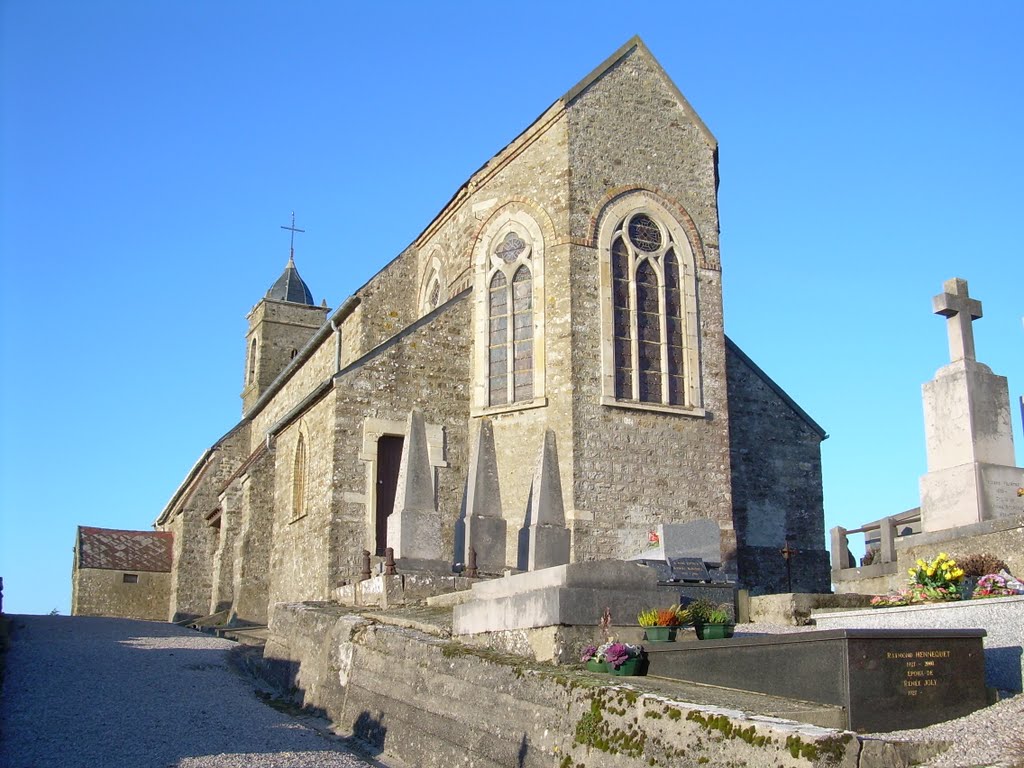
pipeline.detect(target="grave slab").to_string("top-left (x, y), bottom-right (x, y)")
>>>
top-left (645, 628), bottom-right (988, 732)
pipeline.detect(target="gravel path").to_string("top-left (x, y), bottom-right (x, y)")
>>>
top-left (0, 615), bottom-right (389, 768)
top-left (4, 616), bottom-right (1021, 768)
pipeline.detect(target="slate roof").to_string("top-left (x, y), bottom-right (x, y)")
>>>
top-left (266, 256), bottom-right (315, 305)
top-left (76, 527), bottom-right (173, 572)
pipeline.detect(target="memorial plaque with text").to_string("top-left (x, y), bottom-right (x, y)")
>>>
top-left (669, 557), bottom-right (710, 582)
top-left (847, 634), bottom-right (988, 732)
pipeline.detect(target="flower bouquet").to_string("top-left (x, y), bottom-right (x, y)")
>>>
top-left (971, 572), bottom-right (1024, 599)
top-left (907, 553), bottom-right (965, 600)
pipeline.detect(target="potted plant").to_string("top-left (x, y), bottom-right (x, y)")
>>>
top-left (580, 642), bottom-right (646, 675)
top-left (637, 605), bottom-right (689, 642)
top-left (688, 598), bottom-right (734, 640)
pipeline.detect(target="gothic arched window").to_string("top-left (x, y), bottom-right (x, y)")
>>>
top-left (602, 202), bottom-right (701, 411)
top-left (487, 232), bottom-right (533, 406)
top-left (292, 434), bottom-right (307, 519)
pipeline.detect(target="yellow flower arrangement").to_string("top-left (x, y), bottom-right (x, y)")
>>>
top-left (906, 552), bottom-right (965, 601)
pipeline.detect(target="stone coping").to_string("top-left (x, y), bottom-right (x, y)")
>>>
top-left (814, 594), bottom-right (1024, 622)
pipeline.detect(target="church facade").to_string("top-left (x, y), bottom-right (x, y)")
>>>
top-left (150, 38), bottom-right (830, 624)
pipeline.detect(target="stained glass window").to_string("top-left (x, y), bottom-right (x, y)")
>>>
top-left (486, 228), bottom-right (535, 407)
top-left (488, 272), bottom-right (509, 406)
top-left (512, 265), bottom-right (533, 402)
top-left (610, 211), bottom-right (689, 406)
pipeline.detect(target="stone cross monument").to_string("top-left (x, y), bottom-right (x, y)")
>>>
top-left (919, 278), bottom-right (1024, 532)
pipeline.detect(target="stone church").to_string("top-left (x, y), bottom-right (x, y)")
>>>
top-left (75, 38), bottom-right (831, 623)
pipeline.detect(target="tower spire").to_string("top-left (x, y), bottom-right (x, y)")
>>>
top-left (280, 211), bottom-right (305, 264)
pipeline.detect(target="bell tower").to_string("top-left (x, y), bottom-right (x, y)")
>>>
top-left (241, 214), bottom-right (329, 413)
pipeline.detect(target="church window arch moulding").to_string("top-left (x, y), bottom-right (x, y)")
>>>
top-left (472, 207), bottom-right (547, 414)
top-left (291, 431), bottom-right (307, 521)
top-left (597, 193), bottom-right (704, 415)
top-left (418, 250), bottom-right (448, 318)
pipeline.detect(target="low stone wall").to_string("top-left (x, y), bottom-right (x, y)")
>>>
top-left (747, 593), bottom-right (875, 626)
top-left (252, 602), bottom-right (947, 768)
top-left (814, 595), bottom-right (1024, 691)
top-left (833, 516), bottom-right (1024, 596)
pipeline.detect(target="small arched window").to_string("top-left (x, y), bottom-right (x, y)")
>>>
top-left (247, 338), bottom-right (258, 385)
top-left (292, 434), bottom-right (307, 519)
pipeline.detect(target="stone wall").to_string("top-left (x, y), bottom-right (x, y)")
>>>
top-left (833, 516), bottom-right (1024, 596)
top-left (566, 45), bottom-right (734, 563)
top-left (725, 341), bottom-right (831, 594)
top-left (248, 331), bottom-right (339, 442)
top-left (162, 425), bottom-right (249, 622)
top-left (328, 296), bottom-right (472, 582)
top-left (71, 568), bottom-right (171, 621)
top-left (253, 602), bottom-right (879, 768)
top-left (242, 298), bottom-right (328, 412)
top-left (231, 450), bottom-right (276, 624)
top-left (267, 392), bottom-right (338, 606)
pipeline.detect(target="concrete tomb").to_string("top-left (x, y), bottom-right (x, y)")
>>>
top-left (919, 278), bottom-right (1024, 532)
top-left (645, 628), bottom-right (989, 732)
top-left (453, 560), bottom-right (677, 636)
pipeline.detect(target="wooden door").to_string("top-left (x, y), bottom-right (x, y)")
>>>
top-left (375, 435), bottom-right (404, 556)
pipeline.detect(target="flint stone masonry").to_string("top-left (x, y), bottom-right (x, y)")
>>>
top-left (725, 339), bottom-right (831, 594)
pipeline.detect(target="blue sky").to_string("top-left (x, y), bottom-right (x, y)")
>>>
top-left (1, 2), bottom-right (1021, 615)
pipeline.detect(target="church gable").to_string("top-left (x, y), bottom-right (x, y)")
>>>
top-left (121, 38), bottom-right (833, 627)
top-left (565, 40), bottom-right (720, 255)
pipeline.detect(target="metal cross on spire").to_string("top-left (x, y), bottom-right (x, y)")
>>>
top-left (933, 277), bottom-right (983, 363)
top-left (280, 211), bottom-right (305, 262)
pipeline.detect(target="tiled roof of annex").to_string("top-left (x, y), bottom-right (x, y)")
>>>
top-left (76, 526), bottom-right (173, 572)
